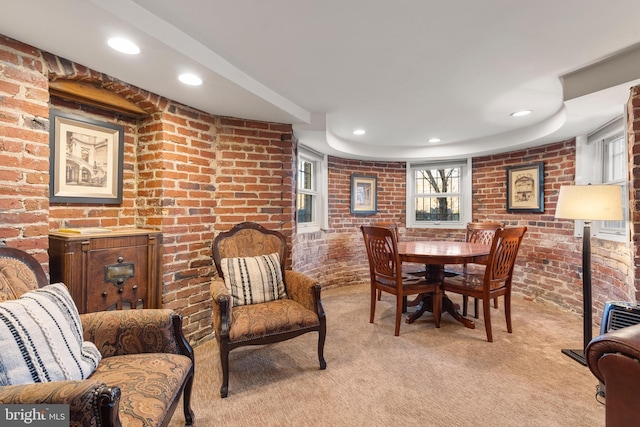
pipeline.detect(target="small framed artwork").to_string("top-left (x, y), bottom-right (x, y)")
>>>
top-left (350, 174), bottom-right (377, 215)
top-left (506, 162), bottom-right (544, 213)
top-left (49, 109), bottom-right (124, 204)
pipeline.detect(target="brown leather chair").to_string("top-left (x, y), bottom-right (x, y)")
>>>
top-left (361, 225), bottom-right (441, 336)
top-left (586, 324), bottom-right (640, 427)
top-left (210, 222), bottom-right (327, 398)
top-left (442, 226), bottom-right (526, 342)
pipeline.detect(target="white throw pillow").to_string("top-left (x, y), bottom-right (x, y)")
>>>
top-left (0, 282), bottom-right (102, 385)
top-left (221, 252), bottom-right (287, 307)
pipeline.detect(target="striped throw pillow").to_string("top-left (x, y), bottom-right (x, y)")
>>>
top-left (221, 253), bottom-right (287, 307)
top-left (0, 282), bottom-right (102, 385)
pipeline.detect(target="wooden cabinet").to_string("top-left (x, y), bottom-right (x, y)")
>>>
top-left (48, 229), bottom-right (162, 313)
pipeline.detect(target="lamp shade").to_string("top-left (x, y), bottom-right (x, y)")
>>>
top-left (555, 185), bottom-right (623, 221)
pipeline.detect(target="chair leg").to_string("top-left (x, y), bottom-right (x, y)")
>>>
top-left (318, 317), bottom-right (327, 370)
top-left (183, 369), bottom-right (195, 425)
top-left (462, 296), bottom-right (469, 316)
top-left (370, 286), bottom-right (377, 324)
top-left (505, 294), bottom-right (512, 334)
top-left (473, 298), bottom-right (479, 319)
top-left (377, 289), bottom-right (382, 301)
top-left (483, 298), bottom-right (493, 343)
top-left (220, 346), bottom-right (230, 398)
top-left (394, 294), bottom-right (403, 336)
top-left (493, 297), bottom-right (498, 309)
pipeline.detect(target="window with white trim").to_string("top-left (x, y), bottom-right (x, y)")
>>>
top-left (296, 146), bottom-right (327, 233)
top-left (576, 115), bottom-right (629, 242)
top-left (406, 159), bottom-right (472, 229)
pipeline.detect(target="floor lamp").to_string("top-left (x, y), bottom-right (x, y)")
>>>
top-left (554, 184), bottom-right (623, 366)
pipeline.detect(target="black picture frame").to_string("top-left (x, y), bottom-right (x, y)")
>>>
top-left (506, 162), bottom-right (544, 213)
top-left (49, 109), bottom-right (124, 204)
top-left (350, 174), bottom-right (377, 215)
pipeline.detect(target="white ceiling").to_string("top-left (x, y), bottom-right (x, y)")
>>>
top-left (2, 0), bottom-right (640, 161)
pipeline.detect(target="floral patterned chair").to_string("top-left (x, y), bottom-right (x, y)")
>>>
top-left (210, 222), bottom-right (327, 398)
top-left (0, 246), bottom-right (195, 427)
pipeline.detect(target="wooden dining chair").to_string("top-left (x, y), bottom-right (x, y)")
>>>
top-left (361, 225), bottom-right (441, 336)
top-left (442, 226), bottom-right (527, 342)
top-left (371, 221), bottom-right (426, 302)
top-left (462, 221), bottom-right (504, 318)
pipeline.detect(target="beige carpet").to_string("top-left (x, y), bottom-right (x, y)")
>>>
top-left (168, 283), bottom-right (605, 427)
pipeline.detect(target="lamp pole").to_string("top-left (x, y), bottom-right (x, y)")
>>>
top-left (561, 220), bottom-right (591, 365)
top-left (555, 184), bottom-right (623, 366)
top-left (581, 220), bottom-right (592, 352)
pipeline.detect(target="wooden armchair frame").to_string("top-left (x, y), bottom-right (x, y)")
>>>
top-left (0, 246), bottom-right (194, 427)
top-left (210, 222), bottom-right (327, 398)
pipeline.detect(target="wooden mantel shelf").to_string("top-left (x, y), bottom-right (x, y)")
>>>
top-left (49, 80), bottom-right (148, 117)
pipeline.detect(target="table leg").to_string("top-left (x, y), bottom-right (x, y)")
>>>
top-left (405, 293), bottom-right (432, 324)
top-left (441, 295), bottom-right (475, 329)
top-left (405, 293), bottom-right (475, 329)
top-left (404, 264), bottom-right (475, 329)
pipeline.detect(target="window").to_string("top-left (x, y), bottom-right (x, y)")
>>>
top-left (297, 159), bottom-right (314, 223)
top-left (576, 115), bottom-right (628, 241)
top-left (406, 159), bottom-right (471, 229)
top-left (601, 133), bottom-right (627, 234)
top-left (296, 146), bottom-right (327, 233)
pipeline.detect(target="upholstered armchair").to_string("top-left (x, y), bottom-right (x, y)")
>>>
top-left (0, 246), bottom-right (195, 427)
top-left (210, 222), bottom-right (327, 398)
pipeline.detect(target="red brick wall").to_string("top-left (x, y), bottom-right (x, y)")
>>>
top-left (2, 32), bottom-right (639, 342)
top-left (214, 119), bottom-right (295, 234)
top-left (0, 36), bottom-right (50, 264)
top-left (294, 140), bottom-right (636, 324)
top-left (294, 158), bottom-right (407, 287)
top-left (0, 35), bottom-right (295, 344)
top-left (473, 141), bottom-right (634, 322)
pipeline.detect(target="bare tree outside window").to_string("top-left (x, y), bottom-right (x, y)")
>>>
top-left (414, 167), bottom-right (461, 222)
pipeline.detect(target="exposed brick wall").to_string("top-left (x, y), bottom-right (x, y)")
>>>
top-left (140, 108), bottom-right (218, 344)
top-left (473, 141), bottom-right (634, 322)
top-left (294, 158), bottom-right (408, 287)
top-left (0, 35), bottom-right (296, 345)
top-left (294, 140), bottom-right (636, 324)
top-left (2, 32), bottom-right (639, 343)
top-left (0, 36), bottom-right (50, 265)
top-left (213, 118), bottom-right (295, 234)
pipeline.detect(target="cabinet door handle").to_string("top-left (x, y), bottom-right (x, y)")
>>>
top-left (102, 292), bottom-right (108, 298)
top-left (118, 287), bottom-right (124, 293)
top-left (132, 285), bottom-right (138, 291)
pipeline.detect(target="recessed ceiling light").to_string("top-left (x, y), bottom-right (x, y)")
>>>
top-left (178, 73), bottom-right (203, 86)
top-left (511, 110), bottom-right (532, 117)
top-left (353, 129), bottom-right (366, 135)
top-left (107, 37), bottom-right (140, 55)
top-left (428, 138), bottom-right (442, 143)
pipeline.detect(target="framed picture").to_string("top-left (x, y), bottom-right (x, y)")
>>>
top-left (350, 174), bottom-right (377, 215)
top-left (506, 162), bottom-right (544, 213)
top-left (49, 109), bottom-right (124, 204)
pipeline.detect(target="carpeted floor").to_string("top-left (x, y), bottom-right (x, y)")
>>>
top-left (168, 283), bottom-right (605, 427)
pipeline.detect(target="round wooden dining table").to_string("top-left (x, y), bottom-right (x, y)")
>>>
top-left (397, 240), bottom-right (491, 329)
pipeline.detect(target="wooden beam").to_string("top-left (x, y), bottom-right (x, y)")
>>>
top-left (49, 80), bottom-right (147, 117)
